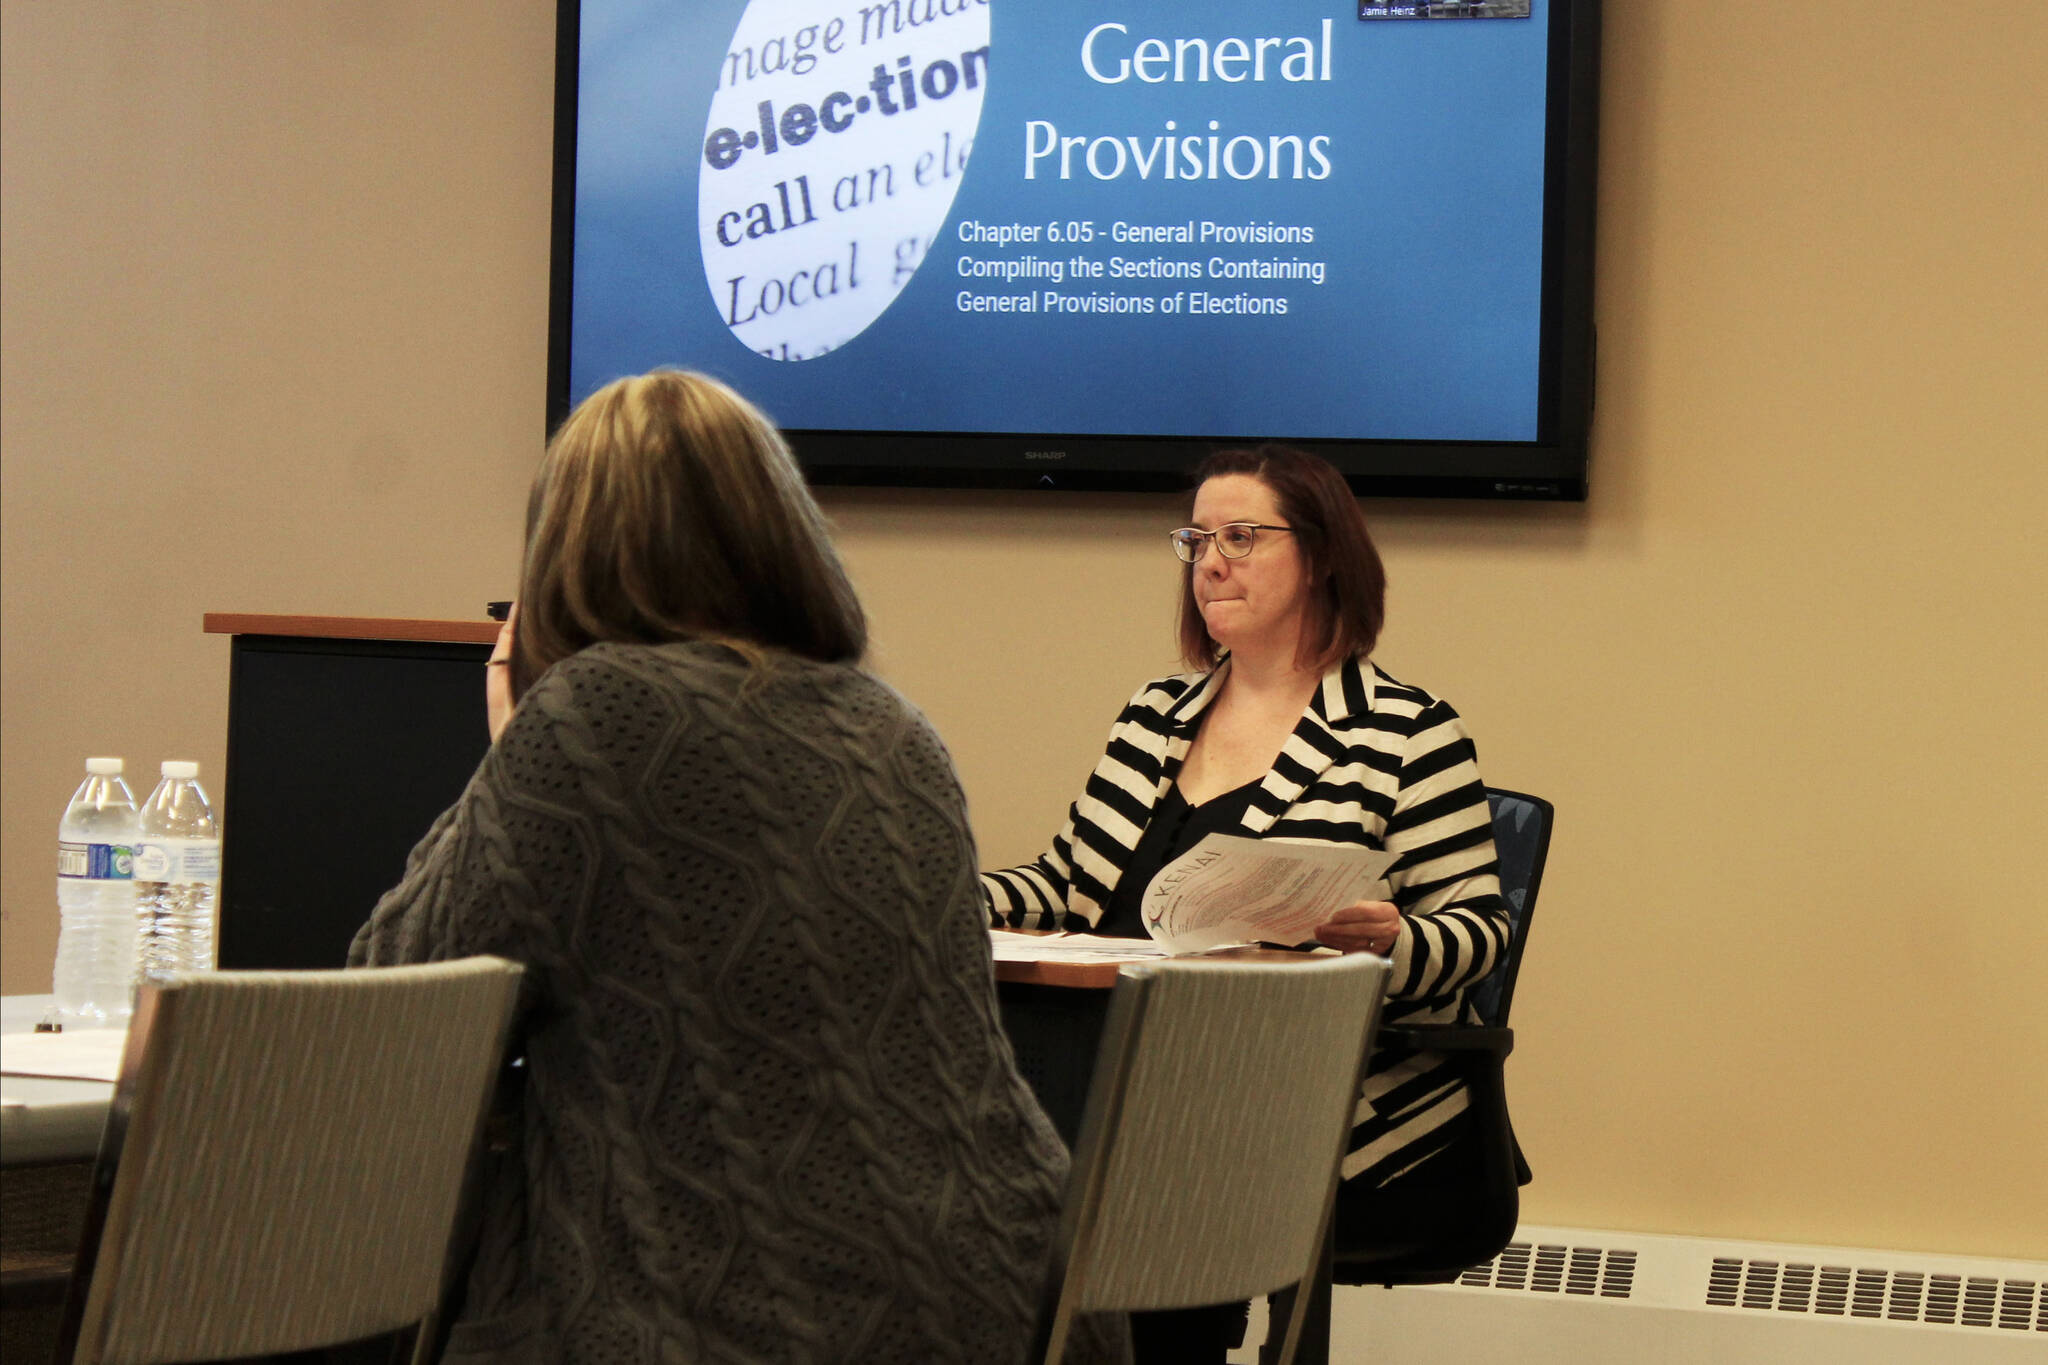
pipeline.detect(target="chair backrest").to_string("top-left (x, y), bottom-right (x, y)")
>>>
top-left (1034, 953), bottom-right (1390, 1365)
top-left (58, 958), bottom-right (523, 1365)
top-left (1466, 788), bottom-right (1554, 1028)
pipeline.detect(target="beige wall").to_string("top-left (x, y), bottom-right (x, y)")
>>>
top-left (4, 2), bottom-right (2042, 1260)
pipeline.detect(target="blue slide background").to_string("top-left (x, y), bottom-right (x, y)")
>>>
top-left (569, 1), bottom-right (1550, 443)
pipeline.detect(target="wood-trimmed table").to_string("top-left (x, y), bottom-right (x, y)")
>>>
top-left (990, 938), bottom-right (1332, 1143)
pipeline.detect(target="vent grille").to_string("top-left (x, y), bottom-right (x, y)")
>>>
top-left (1703, 1259), bottom-right (2043, 1331)
top-left (1457, 1241), bottom-right (1637, 1298)
top-left (1452, 1240), bottom-right (2046, 1333)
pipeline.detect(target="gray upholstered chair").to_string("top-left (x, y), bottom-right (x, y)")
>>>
top-left (54, 958), bottom-right (523, 1365)
top-left (1031, 953), bottom-right (1391, 1365)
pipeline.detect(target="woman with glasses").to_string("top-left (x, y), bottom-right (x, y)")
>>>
top-left (352, 371), bottom-right (1122, 1365)
top-left (985, 443), bottom-right (1508, 1364)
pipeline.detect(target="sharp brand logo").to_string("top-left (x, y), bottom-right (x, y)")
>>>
top-left (1024, 450), bottom-right (1068, 460)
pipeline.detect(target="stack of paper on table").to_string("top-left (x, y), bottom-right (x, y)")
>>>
top-left (995, 834), bottom-right (1396, 956)
top-left (1, 1026), bottom-right (129, 1089)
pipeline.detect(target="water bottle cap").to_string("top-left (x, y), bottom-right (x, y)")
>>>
top-left (160, 760), bottom-right (200, 779)
top-left (86, 757), bottom-right (124, 774)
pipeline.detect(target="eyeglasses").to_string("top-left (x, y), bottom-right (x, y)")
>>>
top-left (1168, 523), bottom-right (1295, 563)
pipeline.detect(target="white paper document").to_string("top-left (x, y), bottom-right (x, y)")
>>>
top-left (1141, 835), bottom-right (1397, 954)
top-left (987, 929), bottom-right (1167, 964)
top-left (0, 1026), bottom-right (128, 1083)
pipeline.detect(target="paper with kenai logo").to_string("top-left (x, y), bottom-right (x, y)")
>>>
top-left (1142, 835), bottom-right (1396, 954)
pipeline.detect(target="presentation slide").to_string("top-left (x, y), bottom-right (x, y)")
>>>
top-left (569, 0), bottom-right (1553, 449)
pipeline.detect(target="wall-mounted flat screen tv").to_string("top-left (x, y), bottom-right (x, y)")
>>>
top-left (548, 0), bottom-right (1600, 497)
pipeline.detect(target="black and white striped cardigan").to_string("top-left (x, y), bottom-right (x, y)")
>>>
top-left (984, 654), bottom-right (1509, 1186)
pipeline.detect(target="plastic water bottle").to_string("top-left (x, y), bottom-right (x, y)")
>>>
top-left (54, 757), bottom-right (141, 1027)
top-left (134, 761), bottom-right (221, 979)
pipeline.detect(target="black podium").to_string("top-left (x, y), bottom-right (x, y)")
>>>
top-left (207, 615), bottom-right (498, 971)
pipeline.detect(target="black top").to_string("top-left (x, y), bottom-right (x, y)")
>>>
top-left (1093, 778), bottom-right (1263, 938)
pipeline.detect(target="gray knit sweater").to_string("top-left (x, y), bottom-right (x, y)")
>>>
top-left (350, 642), bottom-right (1114, 1364)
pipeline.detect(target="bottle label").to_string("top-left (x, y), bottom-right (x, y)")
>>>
top-left (59, 841), bottom-right (134, 880)
top-left (132, 838), bottom-right (221, 884)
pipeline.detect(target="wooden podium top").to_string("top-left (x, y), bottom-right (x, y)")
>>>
top-left (203, 614), bottom-right (501, 646)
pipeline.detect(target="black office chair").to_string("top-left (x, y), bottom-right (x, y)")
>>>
top-left (1280, 787), bottom-right (1553, 1364)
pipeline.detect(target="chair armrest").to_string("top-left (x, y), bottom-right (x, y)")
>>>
top-left (1326, 1022), bottom-right (1530, 1286)
top-left (1380, 1024), bottom-right (1530, 1188)
top-left (1377, 1024), bottom-right (1515, 1059)
top-left (1379, 1025), bottom-right (1534, 1194)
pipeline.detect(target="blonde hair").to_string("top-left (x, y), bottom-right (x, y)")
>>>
top-left (509, 370), bottom-right (866, 700)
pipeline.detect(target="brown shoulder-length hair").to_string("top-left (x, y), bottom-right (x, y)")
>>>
top-left (1175, 443), bottom-right (1386, 673)
top-left (507, 369), bottom-right (867, 700)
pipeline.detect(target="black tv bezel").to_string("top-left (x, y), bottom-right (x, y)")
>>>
top-left (545, 0), bottom-right (1600, 500)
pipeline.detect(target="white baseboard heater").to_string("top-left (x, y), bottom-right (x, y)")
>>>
top-left (1326, 1223), bottom-right (2046, 1363)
